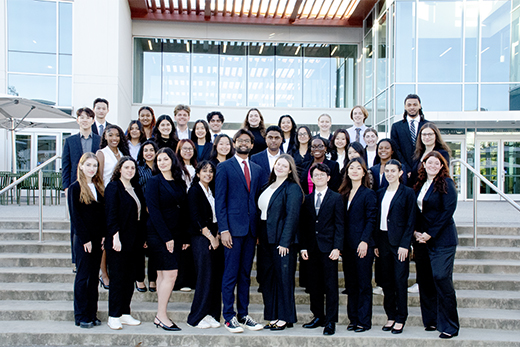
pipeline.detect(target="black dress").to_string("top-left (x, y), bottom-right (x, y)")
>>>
top-left (249, 127), bottom-right (267, 156)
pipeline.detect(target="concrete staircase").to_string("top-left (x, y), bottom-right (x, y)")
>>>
top-left (0, 219), bottom-right (519, 346)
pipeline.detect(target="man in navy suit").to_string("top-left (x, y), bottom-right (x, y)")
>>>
top-left (251, 125), bottom-right (283, 183)
top-left (390, 94), bottom-right (429, 170)
top-left (90, 98), bottom-right (111, 136)
top-left (62, 107), bottom-right (101, 266)
top-left (207, 111), bottom-right (224, 142)
top-left (215, 129), bottom-right (264, 333)
top-left (174, 104), bottom-right (191, 140)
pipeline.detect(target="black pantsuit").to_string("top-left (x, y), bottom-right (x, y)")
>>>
top-left (413, 241), bottom-right (436, 327)
top-left (106, 248), bottom-right (136, 317)
top-left (307, 250), bottom-right (339, 323)
top-left (135, 247), bottom-right (157, 283)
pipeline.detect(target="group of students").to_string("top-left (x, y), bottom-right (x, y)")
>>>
top-left (63, 94), bottom-right (459, 339)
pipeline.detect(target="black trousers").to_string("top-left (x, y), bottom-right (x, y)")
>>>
top-left (70, 226), bottom-right (76, 264)
top-left (135, 246), bottom-right (157, 283)
top-left (307, 249), bottom-right (339, 324)
top-left (173, 246), bottom-right (196, 290)
top-left (428, 245), bottom-right (459, 335)
top-left (414, 241), bottom-right (437, 327)
top-left (261, 244), bottom-right (297, 323)
top-left (187, 234), bottom-right (224, 326)
top-left (73, 235), bottom-right (102, 324)
top-left (344, 247), bottom-right (374, 328)
top-left (107, 248), bottom-right (135, 317)
top-left (378, 231), bottom-right (409, 323)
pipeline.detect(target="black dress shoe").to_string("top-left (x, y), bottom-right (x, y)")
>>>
top-left (355, 326), bottom-right (370, 333)
top-left (439, 332), bottom-right (458, 339)
top-left (425, 326), bottom-right (437, 331)
top-left (264, 321), bottom-right (278, 329)
top-left (347, 323), bottom-right (356, 331)
top-left (302, 317), bottom-right (325, 329)
top-left (382, 322), bottom-right (395, 331)
top-left (154, 316), bottom-right (181, 331)
top-left (391, 323), bottom-right (405, 334)
top-left (75, 321), bottom-right (93, 329)
top-left (93, 318), bottom-right (102, 326)
top-left (323, 322), bottom-right (335, 335)
top-left (270, 322), bottom-right (287, 331)
top-left (135, 282), bottom-right (147, 293)
top-left (287, 323), bottom-right (293, 328)
top-left (149, 286), bottom-right (157, 293)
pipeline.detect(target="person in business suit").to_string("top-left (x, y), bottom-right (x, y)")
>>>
top-left (317, 114), bottom-right (333, 141)
top-left (300, 137), bottom-right (341, 195)
top-left (91, 98), bottom-right (111, 136)
top-left (414, 151), bottom-right (459, 339)
top-left (346, 105), bottom-right (369, 146)
top-left (363, 128), bottom-right (379, 169)
top-left (370, 139), bottom-right (408, 191)
top-left (300, 163), bottom-right (344, 336)
top-left (68, 153), bottom-right (105, 329)
top-left (186, 160), bottom-right (223, 329)
top-left (190, 120), bottom-right (213, 162)
top-left (215, 129), bottom-right (264, 333)
top-left (251, 125), bottom-right (283, 186)
top-left (257, 154), bottom-right (303, 330)
top-left (339, 157), bottom-right (377, 333)
top-left (145, 147), bottom-right (188, 331)
top-left (288, 126), bottom-right (312, 172)
top-left (390, 94), bottom-right (429, 170)
top-left (329, 129), bottom-right (350, 172)
top-left (207, 111), bottom-right (225, 141)
top-left (375, 159), bottom-right (416, 334)
top-left (62, 107), bottom-right (101, 268)
top-left (126, 120), bottom-right (146, 160)
top-left (242, 108), bottom-right (267, 157)
top-left (173, 104), bottom-right (191, 140)
top-left (278, 115), bottom-right (297, 154)
top-left (105, 156), bottom-right (146, 330)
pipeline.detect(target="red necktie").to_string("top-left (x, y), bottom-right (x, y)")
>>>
top-left (242, 160), bottom-right (251, 192)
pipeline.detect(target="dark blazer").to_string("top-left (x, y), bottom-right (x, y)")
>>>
top-left (416, 177), bottom-right (458, 247)
top-left (344, 185), bottom-right (377, 249)
top-left (62, 133), bottom-right (101, 189)
top-left (390, 118), bottom-right (429, 169)
top-left (282, 136), bottom-right (296, 154)
top-left (300, 159), bottom-right (341, 195)
top-left (370, 162), bottom-right (408, 191)
top-left (91, 122), bottom-right (111, 136)
top-left (152, 136), bottom-right (179, 153)
top-left (188, 182), bottom-right (218, 237)
top-left (299, 189), bottom-right (344, 253)
top-left (67, 181), bottom-right (106, 245)
top-left (197, 142), bottom-right (213, 162)
top-left (376, 184), bottom-right (416, 249)
top-left (409, 148), bottom-right (450, 187)
top-left (250, 149), bottom-right (274, 184)
top-left (215, 157), bottom-right (263, 237)
top-left (104, 180), bottom-right (146, 250)
top-left (145, 174), bottom-right (188, 243)
top-left (261, 180), bottom-right (303, 247)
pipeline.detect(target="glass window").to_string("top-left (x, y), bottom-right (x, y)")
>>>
top-left (394, 84), bottom-right (415, 116)
top-left (220, 42), bottom-right (246, 107)
top-left (512, 85), bottom-right (520, 110)
top-left (59, 2), bottom-right (73, 55)
top-left (395, 0), bottom-right (416, 82)
top-left (364, 31), bottom-right (374, 103)
top-left (377, 13), bottom-right (387, 94)
top-left (418, 84), bottom-right (462, 111)
top-left (376, 91), bottom-right (387, 126)
top-left (8, 52), bottom-right (56, 74)
top-left (464, 84), bottom-right (478, 111)
top-left (276, 44), bottom-right (302, 107)
top-left (248, 43), bottom-right (275, 107)
top-left (464, 1), bottom-right (479, 82)
top-left (59, 54), bottom-right (72, 75)
top-left (481, 84), bottom-right (518, 111)
top-left (38, 135), bottom-right (56, 171)
top-left (16, 134), bottom-right (31, 172)
top-left (417, 1), bottom-right (463, 83)
top-left (481, 1), bottom-right (511, 82)
top-left (58, 76), bottom-right (72, 107)
top-left (504, 141), bottom-right (520, 195)
top-left (162, 39), bottom-right (191, 105)
top-left (133, 38), bottom-right (161, 104)
top-left (304, 45), bottom-right (332, 108)
top-left (191, 41), bottom-right (219, 106)
top-left (511, 7), bottom-right (520, 82)
top-left (333, 45), bottom-right (357, 108)
top-left (8, 74), bottom-right (57, 104)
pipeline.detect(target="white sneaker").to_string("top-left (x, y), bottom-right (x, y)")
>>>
top-left (120, 314), bottom-right (141, 326)
top-left (180, 287), bottom-right (192, 292)
top-left (203, 315), bottom-right (221, 328)
top-left (188, 319), bottom-right (211, 329)
top-left (224, 316), bottom-right (244, 333)
top-left (408, 283), bottom-right (419, 293)
top-left (107, 317), bottom-right (122, 330)
top-left (238, 315), bottom-right (263, 331)
top-left (373, 286), bottom-right (384, 295)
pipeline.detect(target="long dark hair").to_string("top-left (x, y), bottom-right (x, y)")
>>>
top-left (210, 134), bottom-right (235, 161)
top-left (243, 108), bottom-right (266, 137)
top-left (100, 125), bottom-right (130, 156)
top-left (137, 140), bottom-right (158, 165)
top-left (138, 106), bottom-right (156, 129)
top-left (414, 123), bottom-right (451, 160)
top-left (191, 160), bottom-right (216, 194)
top-left (330, 129), bottom-right (351, 153)
top-left (339, 157), bottom-right (370, 199)
top-left (176, 139), bottom-right (197, 178)
top-left (342, 142), bottom-right (366, 175)
top-left (153, 147), bottom-right (185, 184)
top-left (126, 120), bottom-right (146, 144)
top-left (111, 156), bottom-right (139, 187)
top-left (290, 125), bottom-right (312, 155)
top-left (190, 119), bottom-right (211, 143)
top-left (152, 115), bottom-right (178, 142)
top-left (413, 151), bottom-right (451, 194)
top-left (266, 154), bottom-right (304, 203)
top-left (374, 138), bottom-right (399, 165)
top-left (278, 114), bottom-right (297, 145)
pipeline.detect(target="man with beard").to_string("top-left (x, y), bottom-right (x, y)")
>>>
top-left (215, 129), bottom-right (264, 333)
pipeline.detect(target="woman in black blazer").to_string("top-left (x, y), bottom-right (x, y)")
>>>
top-left (68, 152), bottom-right (105, 328)
top-left (186, 160), bottom-right (224, 329)
top-left (375, 159), bottom-right (416, 334)
top-left (414, 151), bottom-right (459, 339)
top-left (288, 126), bottom-right (312, 175)
top-left (300, 137), bottom-right (341, 194)
top-left (145, 147), bottom-right (188, 331)
top-left (105, 156), bottom-right (146, 330)
top-left (370, 139), bottom-right (408, 191)
top-left (339, 157), bottom-right (377, 332)
top-left (151, 115), bottom-right (179, 152)
top-left (257, 154), bottom-right (304, 330)
top-left (190, 120), bottom-right (213, 162)
top-left (278, 115), bottom-right (297, 154)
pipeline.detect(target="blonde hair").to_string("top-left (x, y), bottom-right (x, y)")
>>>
top-left (76, 152), bottom-right (104, 204)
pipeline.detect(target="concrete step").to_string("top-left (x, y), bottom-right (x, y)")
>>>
top-left (0, 300), bottom-right (518, 331)
top-left (0, 229), bottom-right (69, 241)
top-left (455, 246), bottom-right (520, 260)
top-left (0, 220), bottom-right (69, 230)
top-left (0, 241), bottom-right (70, 253)
top-left (458, 235), bottom-right (520, 248)
top-left (457, 226), bottom-right (520, 236)
top-left (0, 253), bottom-right (72, 267)
top-left (2, 283), bottom-right (518, 311)
top-left (0, 321), bottom-right (519, 347)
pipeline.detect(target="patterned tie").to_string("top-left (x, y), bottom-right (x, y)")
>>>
top-left (355, 128), bottom-right (361, 143)
top-left (315, 192), bottom-right (322, 215)
top-left (99, 124), bottom-right (104, 136)
top-left (410, 121), bottom-right (416, 147)
top-left (242, 160), bottom-right (251, 192)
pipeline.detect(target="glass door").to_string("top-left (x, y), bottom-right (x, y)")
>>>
top-left (37, 135), bottom-right (57, 171)
top-left (503, 141), bottom-right (520, 199)
top-left (476, 140), bottom-right (499, 200)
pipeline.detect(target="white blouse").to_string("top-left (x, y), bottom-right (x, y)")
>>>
top-left (258, 185), bottom-right (277, 221)
top-left (200, 182), bottom-right (217, 223)
top-left (380, 189), bottom-right (397, 231)
top-left (417, 179), bottom-right (433, 212)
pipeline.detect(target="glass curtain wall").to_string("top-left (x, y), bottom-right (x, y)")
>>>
top-left (134, 39), bottom-right (357, 109)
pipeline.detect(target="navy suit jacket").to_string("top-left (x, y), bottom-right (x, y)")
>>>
top-left (197, 142), bottom-right (213, 162)
top-left (344, 185), bottom-right (377, 250)
top-left (187, 182), bottom-right (217, 237)
top-left (250, 149), bottom-right (273, 184)
top-left (62, 132), bottom-right (101, 189)
top-left (375, 184), bottom-right (416, 249)
top-left (299, 159), bottom-right (341, 195)
top-left (91, 122), bottom-right (111, 136)
top-left (416, 177), bottom-right (458, 247)
top-left (390, 118), bottom-right (429, 169)
top-left (369, 163), bottom-right (408, 191)
top-left (215, 157), bottom-right (263, 237)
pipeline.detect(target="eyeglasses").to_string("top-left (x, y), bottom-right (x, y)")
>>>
top-left (311, 145), bottom-right (325, 150)
top-left (421, 132), bottom-right (435, 138)
top-left (298, 133), bottom-right (309, 137)
top-left (313, 173), bottom-right (328, 178)
top-left (236, 139), bottom-right (251, 144)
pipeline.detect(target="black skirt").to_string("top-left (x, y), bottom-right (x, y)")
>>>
top-left (147, 232), bottom-right (179, 271)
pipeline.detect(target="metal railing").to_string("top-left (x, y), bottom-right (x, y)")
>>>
top-left (451, 159), bottom-right (520, 248)
top-left (0, 155), bottom-right (61, 242)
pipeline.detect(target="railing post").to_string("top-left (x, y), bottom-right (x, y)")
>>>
top-left (473, 175), bottom-right (478, 248)
top-left (38, 170), bottom-right (43, 243)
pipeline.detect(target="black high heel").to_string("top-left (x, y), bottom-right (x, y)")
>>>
top-left (99, 276), bottom-right (109, 290)
top-left (154, 316), bottom-right (181, 331)
top-left (135, 282), bottom-right (147, 293)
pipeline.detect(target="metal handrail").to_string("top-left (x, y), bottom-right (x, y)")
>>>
top-left (0, 155), bottom-right (61, 242)
top-left (450, 158), bottom-right (520, 248)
